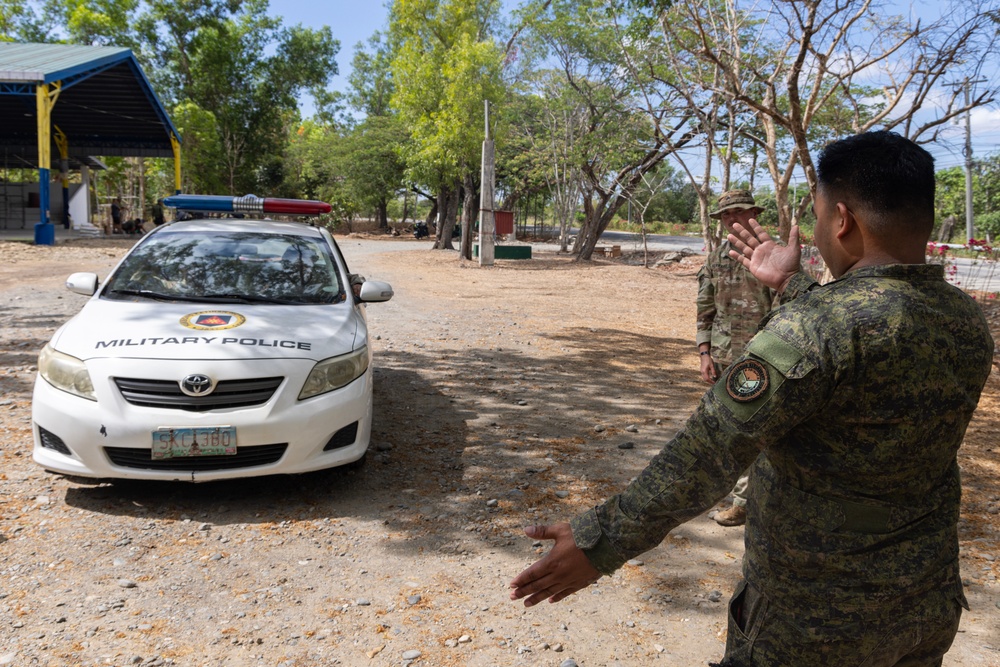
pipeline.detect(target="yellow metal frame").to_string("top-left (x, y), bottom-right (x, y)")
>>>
top-left (170, 133), bottom-right (182, 193)
top-left (35, 81), bottom-right (61, 172)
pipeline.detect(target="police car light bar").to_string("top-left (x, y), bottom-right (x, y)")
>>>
top-left (162, 194), bottom-right (332, 216)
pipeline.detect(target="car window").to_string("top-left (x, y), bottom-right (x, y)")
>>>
top-left (103, 231), bottom-right (345, 304)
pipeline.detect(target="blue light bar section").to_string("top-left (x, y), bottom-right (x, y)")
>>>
top-left (162, 195), bottom-right (235, 212)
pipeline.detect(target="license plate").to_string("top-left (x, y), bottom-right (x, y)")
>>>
top-left (152, 426), bottom-right (237, 459)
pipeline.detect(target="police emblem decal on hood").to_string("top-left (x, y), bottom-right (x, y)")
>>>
top-left (725, 359), bottom-right (769, 402)
top-left (180, 311), bottom-right (247, 330)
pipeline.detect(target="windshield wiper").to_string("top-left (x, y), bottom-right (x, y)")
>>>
top-left (198, 293), bottom-right (301, 305)
top-left (106, 289), bottom-right (203, 302)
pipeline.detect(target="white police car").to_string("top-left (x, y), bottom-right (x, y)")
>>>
top-left (31, 194), bottom-right (393, 481)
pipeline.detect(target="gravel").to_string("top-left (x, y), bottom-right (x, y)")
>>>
top-left (1, 236), bottom-right (997, 666)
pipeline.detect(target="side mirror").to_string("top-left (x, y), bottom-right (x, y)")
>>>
top-left (358, 280), bottom-right (393, 303)
top-left (66, 272), bottom-right (99, 296)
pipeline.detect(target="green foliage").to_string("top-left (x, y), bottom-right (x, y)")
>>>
top-left (493, 89), bottom-right (551, 207)
top-left (281, 121), bottom-right (337, 200)
top-left (1, 0), bottom-right (53, 41)
top-left (977, 211), bottom-right (1000, 239)
top-left (135, 0), bottom-right (340, 194)
top-left (172, 100), bottom-right (226, 194)
top-left (390, 0), bottom-right (507, 189)
top-left (330, 115), bottom-right (409, 217)
top-left (348, 31), bottom-right (395, 118)
top-left (936, 167), bottom-right (969, 224)
top-left (47, 0), bottom-right (141, 47)
top-left (644, 174), bottom-right (698, 224)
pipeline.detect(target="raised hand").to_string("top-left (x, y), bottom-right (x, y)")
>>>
top-left (508, 523), bottom-right (601, 607)
top-left (728, 219), bottom-right (802, 292)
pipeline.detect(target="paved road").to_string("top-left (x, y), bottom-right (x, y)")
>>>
top-left (943, 256), bottom-right (1000, 293)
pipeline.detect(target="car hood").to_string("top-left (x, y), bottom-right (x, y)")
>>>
top-left (51, 299), bottom-right (361, 361)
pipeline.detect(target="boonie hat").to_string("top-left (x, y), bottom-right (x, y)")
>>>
top-left (709, 189), bottom-right (762, 219)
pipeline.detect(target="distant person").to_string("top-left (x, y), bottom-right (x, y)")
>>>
top-left (696, 189), bottom-right (774, 527)
top-left (111, 198), bottom-right (123, 234)
top-left (121, 218), bottom-right (144, 236)
top-left (509, 131), bottom-right (994, 667)
top-left (152, 199), bottom-right (166, 226)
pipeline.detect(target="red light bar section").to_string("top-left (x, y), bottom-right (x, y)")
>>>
top-left (263, 198), bottom-right (332, 215)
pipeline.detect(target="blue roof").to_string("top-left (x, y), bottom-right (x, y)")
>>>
top-left (0, 43), bottom-right (132, 83)
top-left (0, 43), bottom-right (179, 159)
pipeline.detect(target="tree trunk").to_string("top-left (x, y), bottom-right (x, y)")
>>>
top-left (576, 193), bottom-right (622, 261)
top-left (433, 185), bottom-right (459, 250)
top-left (424, 198), bottom-right (438, 228)
top-left (433, 186), bottom-right (451, 249)
top-left (377, 200), bottom-right (389, 230)
top-left (460, 173), bottom-right (477, 260)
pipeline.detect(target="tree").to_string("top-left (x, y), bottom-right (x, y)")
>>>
top-left (172, 100), bottom-right (226, 194)
top-left (390, 0), bottom-right (507, 255)
top-left (337, 31), bottom-right (411, 230)
top-left (645, 168), bottom-right (698, 225)
top-left (656, 0), bottom-right (769, 249)
top-left (622, 165), bottom-right (675, 267)
top-left (348, 31), bottom-right (395, 118)
top-left (137, 0), bottom-right (340, 194)
top-left (331, 115), bottom-right (409, 229)
top-left (676, 0), bottom-right (1000, 240)
top-left (510, 74), bottom-right (588, 252)
top-left (521, 0), bottom-right (696, 260)
top-left (44, 0), bottom-right (141, 48)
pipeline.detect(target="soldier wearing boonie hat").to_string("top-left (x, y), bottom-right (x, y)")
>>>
top-left (709, 189), bottom-right (763, 219)
top-left (697, 189), bottom-right (773, 527)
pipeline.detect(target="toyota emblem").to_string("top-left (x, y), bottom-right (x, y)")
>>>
top-left (180, 374), bottom-right (214, 397)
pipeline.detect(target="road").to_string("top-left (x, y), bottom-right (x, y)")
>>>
top-left (943, 255), bottom-right (1000, 293)
top-left (495, 228), bottom-right (1000, 293)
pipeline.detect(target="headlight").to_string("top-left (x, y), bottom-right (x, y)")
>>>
top-left (38, 344), bottom-right (96, 401)
top-left (298, 345), bottom-right (370, 399)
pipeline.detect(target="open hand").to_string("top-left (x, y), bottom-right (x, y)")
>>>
top-left (700, 352), bottom-right (718, 383)
top-left (728, 219), bottom-right (801, 292)
top-left (508, 523), bottom-right (600, 607)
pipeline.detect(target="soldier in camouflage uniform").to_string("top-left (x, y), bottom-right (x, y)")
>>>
top-left (509, 131), bottom-right (994, 667)
top-left (697, 190), bottom-right (775, 527)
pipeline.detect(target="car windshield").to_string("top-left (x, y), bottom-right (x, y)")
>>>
top-left (103, 230), bottom-right (345, 305)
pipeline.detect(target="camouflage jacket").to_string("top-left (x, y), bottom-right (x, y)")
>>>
top-left (573, 264), bottom-right (994, 613)
top-left (696, 241), bottom-right (775, 362)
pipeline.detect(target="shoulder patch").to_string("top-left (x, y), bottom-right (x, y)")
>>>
top-left (725, 359), bottom-right (769, 402)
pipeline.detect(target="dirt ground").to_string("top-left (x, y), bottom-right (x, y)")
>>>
top-left (0, 234), bottom-right (998, 667)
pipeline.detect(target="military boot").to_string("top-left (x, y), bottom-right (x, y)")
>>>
top-left (714, 504), bottom-right (746, 527)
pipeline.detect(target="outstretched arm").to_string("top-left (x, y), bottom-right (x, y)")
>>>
top-left (508, 523), bottom-right (601, 607)
top-left (728, 219), bottom-right (801, 293)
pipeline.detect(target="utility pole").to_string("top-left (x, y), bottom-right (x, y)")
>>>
top-left (963, 86), bottom-right (975, 243)
top-left (952, 77), bottom-right (987, 243)
top-left (479, 100), bottom-right (496, 267)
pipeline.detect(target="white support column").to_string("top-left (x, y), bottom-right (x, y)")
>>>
top-left (80, 165), bottom-right (91, 226)
top-left (479, 101), bottom-right (496, 266)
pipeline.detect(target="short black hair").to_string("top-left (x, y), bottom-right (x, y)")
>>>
top-left (816, 131), bottom-right (935, 238)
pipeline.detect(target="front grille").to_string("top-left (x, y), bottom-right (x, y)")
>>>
top-left (104, 443), bottom-right (287, 471)
top-left (323, 421), bottom-right (359, 451)
top-left (114, 377), bottom-right (283, 411)
top-left (38, 425), bottom-right (72, 456)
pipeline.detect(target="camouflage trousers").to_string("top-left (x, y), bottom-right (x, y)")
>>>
top-left (711, 579), bottom-right (964, 667)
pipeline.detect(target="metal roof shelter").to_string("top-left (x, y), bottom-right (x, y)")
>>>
top-left (0, 43), bottom-right (181, 244)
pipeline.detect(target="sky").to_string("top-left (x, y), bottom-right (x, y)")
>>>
top-left (267, 0), bottom-right (390, 106)
top-left (265, 0), bottom-right (1000, 174)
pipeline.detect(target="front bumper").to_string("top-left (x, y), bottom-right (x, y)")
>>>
top-left (31, 357), bottom-right (373, 482)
